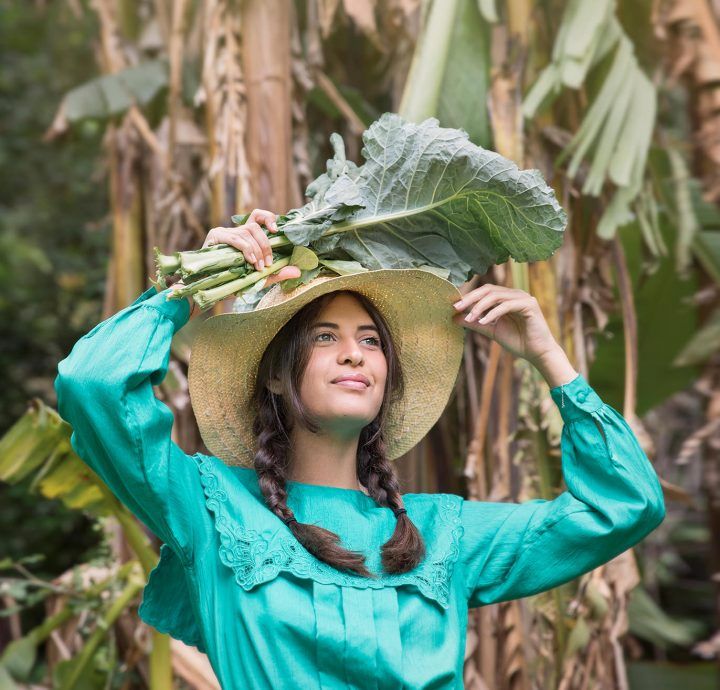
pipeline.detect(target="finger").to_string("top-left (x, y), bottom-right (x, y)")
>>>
top-left (265, 266), bottom-right (302, 286)
top-left (168, 279), bottom-right (186, 295)
top-left (202, 228), bottom-right (224, 249)
top-left (451, 310), bottom-right (496, 337)
top-left (453, 284), bottom-right (518, 311)
top-left (462, 291), bottom-right (513, 322)
top-left (203, 226), bottom-right (241, 250)
top-left (248, 208), bottom-right (278, 233)
top-left (207, 228), bottom-right (261, 268)
top-left (236, 224), bottom-right (265, 268)
top-left (244, 221), bottom-right (273, 267)
top-left (476, 299), bottom-right (528, 325)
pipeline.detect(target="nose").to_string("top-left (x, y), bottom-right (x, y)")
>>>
top-left (338, 342), bottom-right (363, 365)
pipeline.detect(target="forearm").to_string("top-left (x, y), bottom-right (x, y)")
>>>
top-left (531, 344), bottom-right (579, 389)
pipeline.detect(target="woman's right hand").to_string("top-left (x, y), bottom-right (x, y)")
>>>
top-left (200, 208), bottom-right (301, 287)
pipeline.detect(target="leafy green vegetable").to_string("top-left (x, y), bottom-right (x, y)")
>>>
top-left (155, 112), bottom-right (567, 311)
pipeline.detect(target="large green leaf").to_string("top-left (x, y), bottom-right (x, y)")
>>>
top-left (0, 400), bottom-right (113, 516)
top-left (437, 0), bottom-right (492, 149)
top-left (0, 400), bottom-right (160, 574)
top-left (0, 665), bottom-right (18, 690)
top-left (589, 214), bottom-right (698, 414)
top-left (628, 585), bottom-right (705, 649)
top-left (61, 59), bottom-right (167, 122)
top-left (0, 400), bottom-right (69, 482)
top-left (278, 113), bottom-right (567, 285)
top-left (0, 638), bottom-right (35, 683)
top-left (522, 1), bottom-right (657, 240)
top-left (674, 308), bottom-right (720, 367)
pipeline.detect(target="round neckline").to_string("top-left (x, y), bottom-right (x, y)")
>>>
top-left (228, 465), bottom-right (376, 504)
top-left (229, 465), bottom-right (373, 499)
top-left (285, 477), bottom-right (372, 498)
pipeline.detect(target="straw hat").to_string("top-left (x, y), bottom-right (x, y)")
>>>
top-left (187, 268), bottom-right (466, 467)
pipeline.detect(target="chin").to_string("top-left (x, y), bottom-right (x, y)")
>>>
top-left (325, 404), bottom-right (376, 420)
top-left (314, 401), bottom-right (379, 424)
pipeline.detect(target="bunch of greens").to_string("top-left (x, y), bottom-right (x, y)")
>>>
top-left (154, 112), bottom-right (567, 312)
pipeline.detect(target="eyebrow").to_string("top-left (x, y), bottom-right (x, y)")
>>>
top-left (312, 321), bottom-right (379, 334)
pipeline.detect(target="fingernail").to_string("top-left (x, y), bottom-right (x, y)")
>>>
top-left (258, 259), bottom-right (265, 269)
top-left (478, 316), bottom-right (488, 323)
top-left (265, 255), bottom-right (272, 265)
top-left (250, 253), bottom-right (256, 263)
top-left (453, 300), bottom-right (463, 309)
top-left (464, 313), bottom-right (473, 322)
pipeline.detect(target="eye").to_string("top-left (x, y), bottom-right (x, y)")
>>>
top-left (314, 332), bottom-right (381, 347)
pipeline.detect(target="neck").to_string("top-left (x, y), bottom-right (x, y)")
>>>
top-left (287, 425), bottom-right (366, 492)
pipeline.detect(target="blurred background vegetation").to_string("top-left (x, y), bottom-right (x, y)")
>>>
top-left (1, 0), bottom-right (719, 688)
top-left (0, 0), bottom-right (108, 611)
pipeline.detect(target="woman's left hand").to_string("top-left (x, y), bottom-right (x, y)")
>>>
top-left (451, 283), bottom-right (560, 364)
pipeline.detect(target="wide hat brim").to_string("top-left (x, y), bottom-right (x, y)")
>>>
top-left (187, 268), bottom-right (466, 467)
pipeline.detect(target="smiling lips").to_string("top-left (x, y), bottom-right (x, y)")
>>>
top-left (332, 374), bottom-right (370, 389)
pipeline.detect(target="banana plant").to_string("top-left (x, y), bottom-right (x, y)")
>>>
top-left (0, 399), bottom-right (171, 690)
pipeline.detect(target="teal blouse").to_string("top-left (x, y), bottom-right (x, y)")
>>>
top-left (54, 286), bottom-right (665, 690)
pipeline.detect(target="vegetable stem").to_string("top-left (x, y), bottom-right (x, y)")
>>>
top-left (170, 265), bottom-right (248, 297)
top-left (154, 247), bottom-right (180, 276)
top-left (194, 257), bottom-right (291, 311)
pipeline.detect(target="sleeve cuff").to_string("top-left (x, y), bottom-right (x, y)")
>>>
top-left (131, 285), bottom-right (191, 333)
top-left (549, 372), bottom-right (604, 423)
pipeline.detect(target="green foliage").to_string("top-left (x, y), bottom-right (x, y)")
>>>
top-left (0, 401), bottom-right (111, 516)
top-left (59, 59), bottom-right (168, 123)
top-left (242, 113), bottom-right (566, 279)
top-left (589, 212), bottom-right (698, 414)
top-left (0, 558), bottom-right (144, 689)
top-left (437, 0), bottom-right (492, 148)
top-left (628, 585), bottom-right (706, 650)
top-left (0, 0), bottom-right (108, 635)
top-left (523, 0), bottom-right (656, 239)
top-left (627, 662), bottom-right (718, 690)
top-left (0, 2), bottom-right (109, 430)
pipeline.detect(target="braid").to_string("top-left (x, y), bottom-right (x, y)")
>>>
top-left (357, 420), bottom-right (426, 573)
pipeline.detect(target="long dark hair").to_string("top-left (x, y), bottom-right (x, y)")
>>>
top-left (251, 289), bottom-right (426, 577)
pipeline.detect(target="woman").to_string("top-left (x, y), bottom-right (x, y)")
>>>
top-left (54, 208), bottom-right (665, 689)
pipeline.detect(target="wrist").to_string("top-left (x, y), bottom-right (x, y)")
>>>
top-left (530, 344), bottom-right (578, 389)
top-left (169, 280), bottom-right (193, 308)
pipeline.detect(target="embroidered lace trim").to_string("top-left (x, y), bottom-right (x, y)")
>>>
top-left (193, 454), bottom-right (463, 609)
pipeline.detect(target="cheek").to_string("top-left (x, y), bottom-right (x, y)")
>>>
top-left (299, 352), bottom-right (327, 395)
top-left (372, 356), bottom-right (388, 390)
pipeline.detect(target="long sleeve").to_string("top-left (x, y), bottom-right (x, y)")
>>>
top-left (460, 372), bottom-right (665, 608)
top-left (54, 286), bottom-right (197, 565)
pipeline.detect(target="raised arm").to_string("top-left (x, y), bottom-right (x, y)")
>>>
top-left (459, 373), bottom-right (666, 608)
top-left (54, 286), bottom-right (197, 565)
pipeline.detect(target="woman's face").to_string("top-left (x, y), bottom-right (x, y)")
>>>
top-left (299, 292), bottom-right (388, 436)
